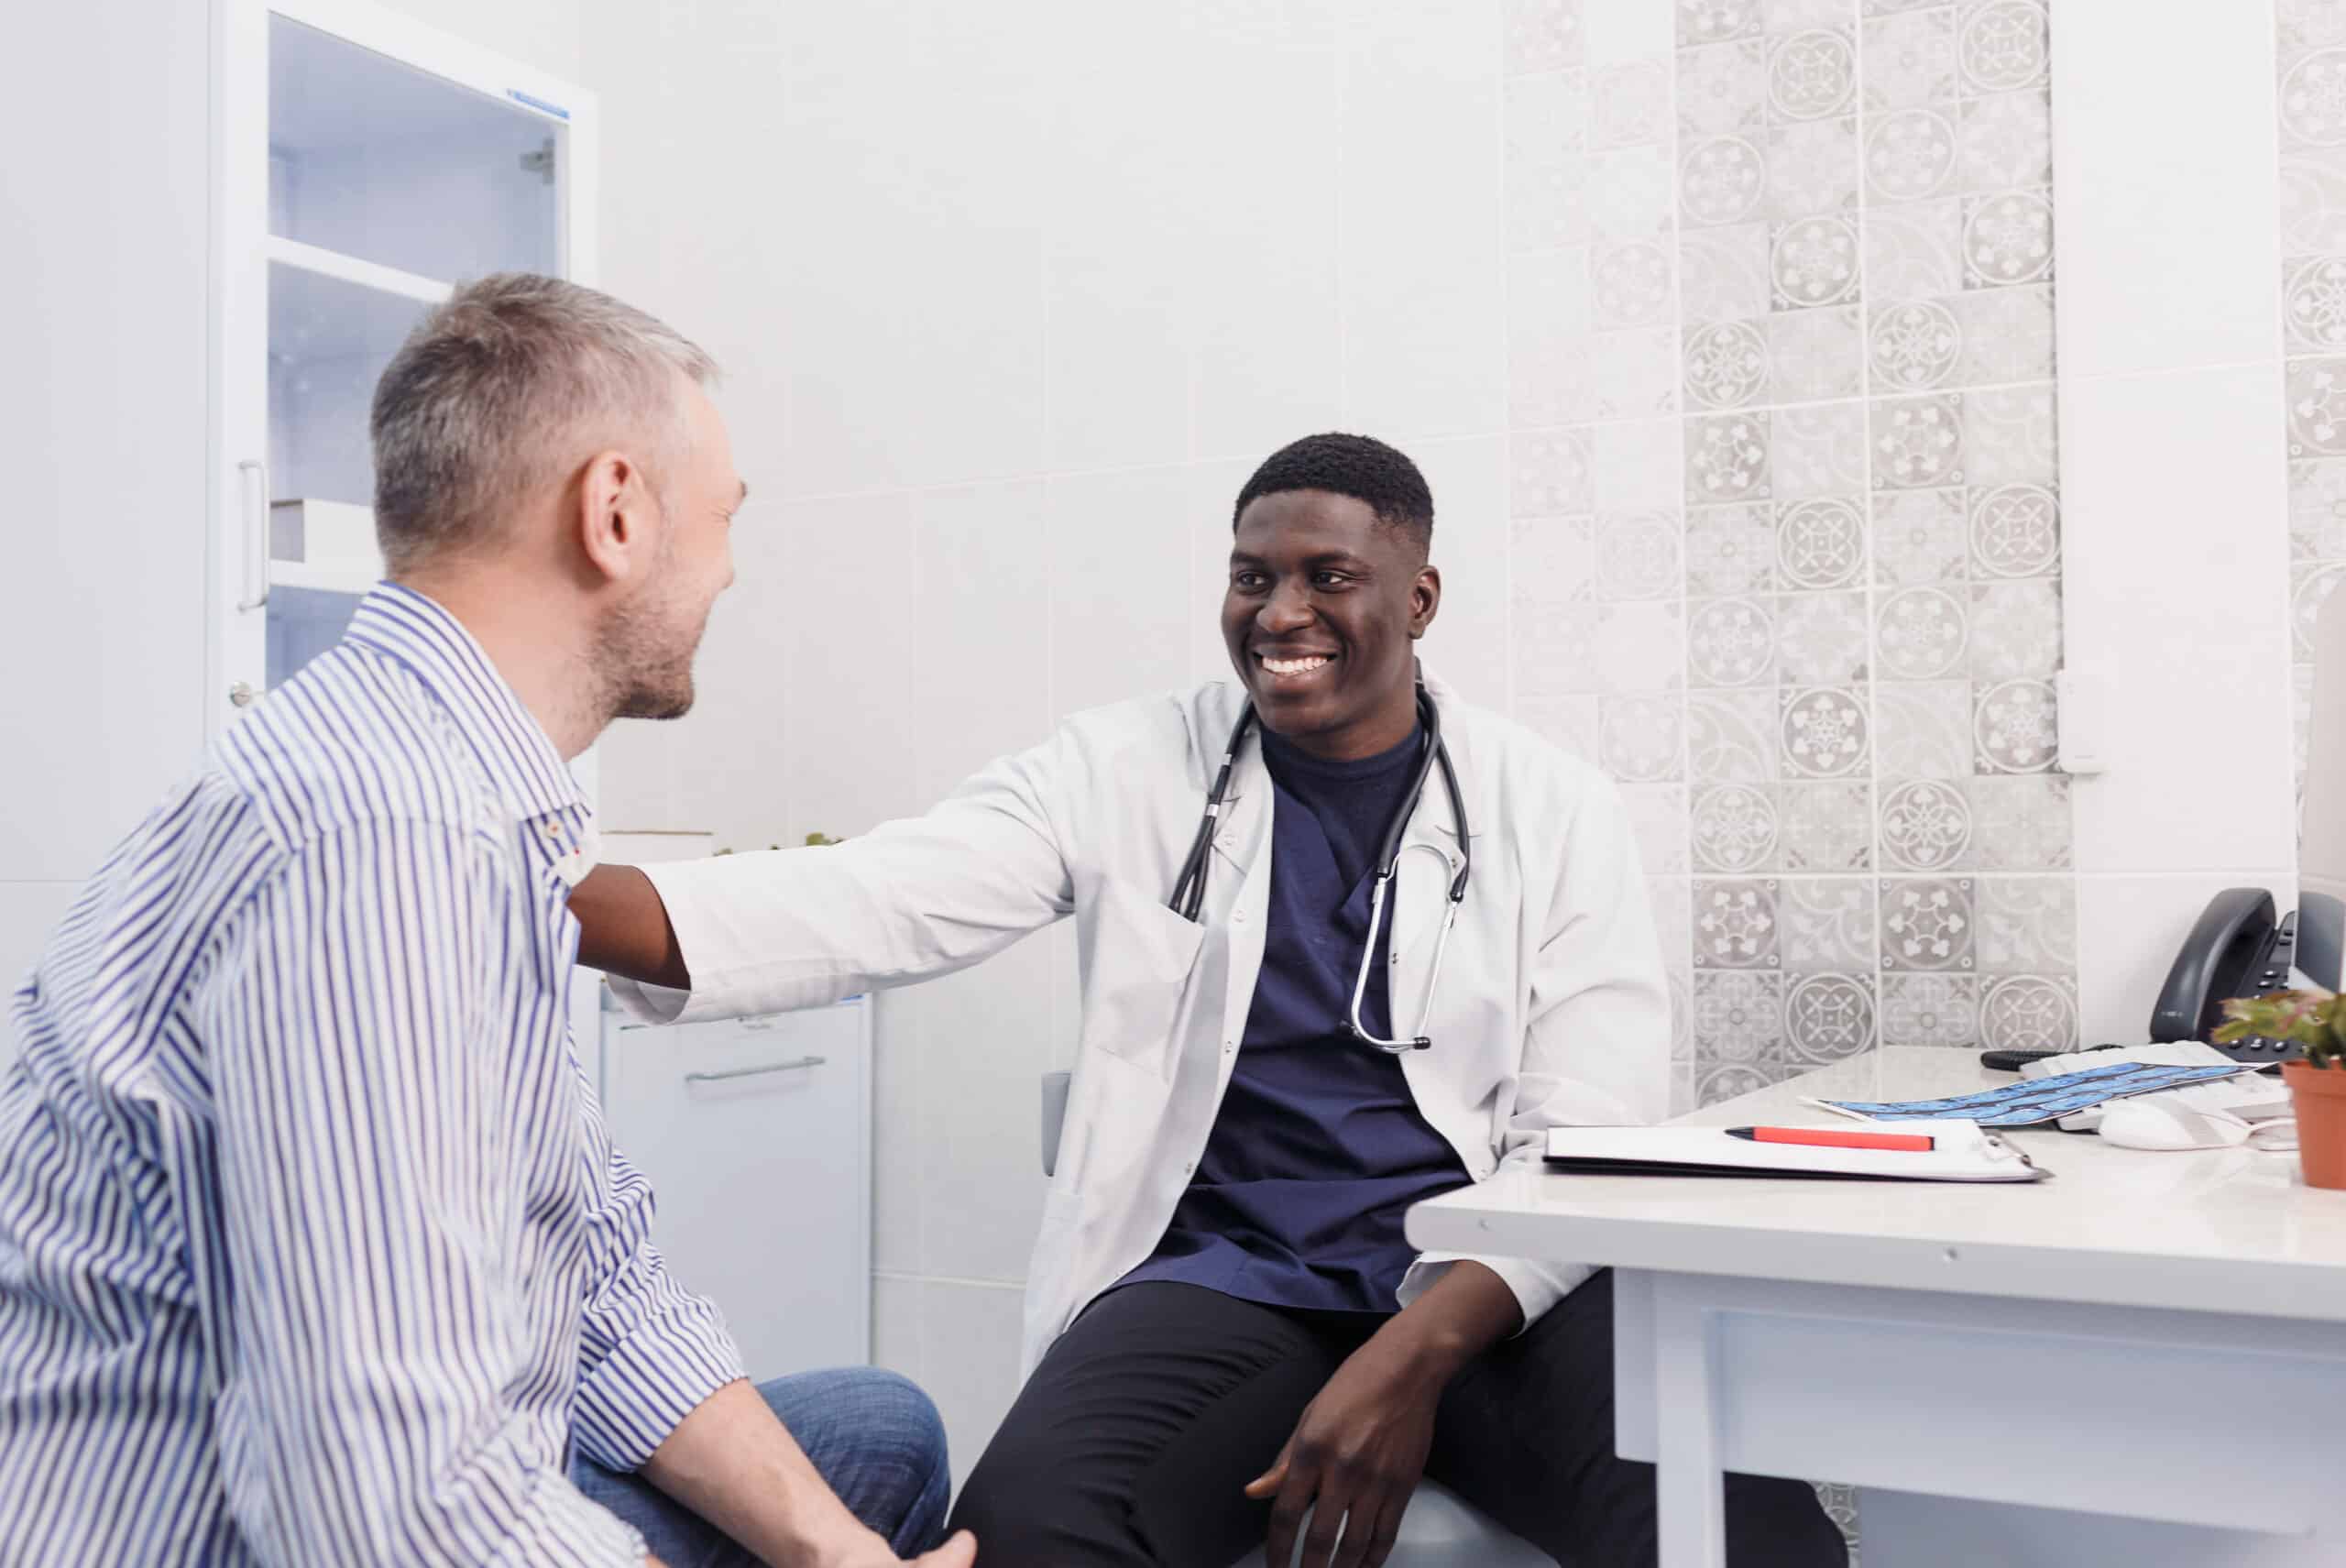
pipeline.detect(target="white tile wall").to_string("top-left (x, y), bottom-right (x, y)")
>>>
top-left (2061, 364), bottom-right (2297, 874)
top-left (910, 482), bottom-right (1054, 803)
top-left (1045, 467), bottom-right (1194, 717)
top-left (2049, 1), bottom-right (2284, 380)
top-left (1340, 6), bottom-right (1507, 440)
top-left (908, 935), bottom-right (1055, 1286)
top-left (2047, 0), bottom-right (2304, 1036)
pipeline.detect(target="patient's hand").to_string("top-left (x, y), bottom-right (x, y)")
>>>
top-left (827, 1527), bottom-right (976, 1568)
top-left (1244, 1334), bottom-right (1440, 1568)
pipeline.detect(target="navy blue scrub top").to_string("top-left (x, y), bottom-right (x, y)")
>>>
top-left (1117, 723), bottom-right (1470, 1315)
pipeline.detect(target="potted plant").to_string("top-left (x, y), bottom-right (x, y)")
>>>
top-left (2213, 990), bottom-right (2346, 1189)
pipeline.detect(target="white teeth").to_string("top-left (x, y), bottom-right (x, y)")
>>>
top-left (1261, 655), bottom-right (1332, 676)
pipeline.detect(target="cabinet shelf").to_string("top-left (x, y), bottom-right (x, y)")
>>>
top-left (269, 248), bottom-right (438, 369)
top-left (270, 560), bottom-right (378, 596)
top-left (267, 235), bottom-right (451, 307)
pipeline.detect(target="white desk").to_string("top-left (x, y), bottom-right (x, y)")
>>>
top-left (1407, 1048), bottom-right (2346, 1567)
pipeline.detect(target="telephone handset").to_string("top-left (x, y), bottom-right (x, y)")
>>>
top-left (2150, 888), bottom-right (2346, 1063)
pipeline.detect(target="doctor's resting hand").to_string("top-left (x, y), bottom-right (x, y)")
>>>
top-left (1244, 1261), bottom-right (1522, 1568)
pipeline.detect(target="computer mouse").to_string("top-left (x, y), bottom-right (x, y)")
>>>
top-left (2097, 1097), bottom-right (2245, 1151)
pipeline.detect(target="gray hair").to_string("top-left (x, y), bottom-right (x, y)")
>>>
top-left (370, 273), bottom-right (718, 570)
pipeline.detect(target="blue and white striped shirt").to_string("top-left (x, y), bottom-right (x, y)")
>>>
top-left (0, 584), bottom-right (742, 1564)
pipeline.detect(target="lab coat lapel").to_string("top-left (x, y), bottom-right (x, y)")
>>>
top-left (1207, 743), bottom-right (1274, 1074)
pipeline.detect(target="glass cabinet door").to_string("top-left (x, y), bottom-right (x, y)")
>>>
top-left (258, 12), bottom-right (570, 688)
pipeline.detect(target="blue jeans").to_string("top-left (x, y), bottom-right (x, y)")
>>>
top-left (574, 1368), bottom-right (951, 1565)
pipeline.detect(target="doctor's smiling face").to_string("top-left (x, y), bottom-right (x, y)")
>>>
top-left (1222, 433), bottom-right (1441, 762)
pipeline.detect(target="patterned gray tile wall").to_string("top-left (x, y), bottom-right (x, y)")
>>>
top-left (1507, 0), bottom-right (2074, 1118)
top-left (2281, 1), bottom-right (2346, 782)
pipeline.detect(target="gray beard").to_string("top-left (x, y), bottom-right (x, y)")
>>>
top-left (592, 565), bottom-right (701, 724)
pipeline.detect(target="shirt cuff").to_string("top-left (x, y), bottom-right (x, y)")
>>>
top-left (1397, 1252), bottom-right (1595, 1334)
top-left (572, 1297), bottom-right (749, 1474)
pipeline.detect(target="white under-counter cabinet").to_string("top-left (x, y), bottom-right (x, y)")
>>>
top-left (601, 992), bottom-right (874, 1379)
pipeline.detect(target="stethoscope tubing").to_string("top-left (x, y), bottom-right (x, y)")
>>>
top-left (1168, 683), bottom-right (1472, 1051)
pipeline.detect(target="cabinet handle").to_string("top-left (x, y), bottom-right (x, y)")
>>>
top-left (685, 1055), bottom-right (826, 1085)
top-left (236, 459), bottom-right (270, 612)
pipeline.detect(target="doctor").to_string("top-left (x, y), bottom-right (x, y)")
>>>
top-left (574, 434), bottom-right (1843, 1567)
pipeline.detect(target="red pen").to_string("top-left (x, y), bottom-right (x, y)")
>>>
top-left (1726, 1124), bottom-right (1935, 1153)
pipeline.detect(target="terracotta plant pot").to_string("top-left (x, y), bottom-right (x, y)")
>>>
top-left (2283, 1059), bottom-right (2346, 1190)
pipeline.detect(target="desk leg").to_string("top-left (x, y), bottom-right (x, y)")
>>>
top-left (1652, 1283), bottom-right (1727, 1568)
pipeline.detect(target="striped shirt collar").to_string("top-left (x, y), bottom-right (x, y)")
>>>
top-left (344, 582), bottom-right (585, 823)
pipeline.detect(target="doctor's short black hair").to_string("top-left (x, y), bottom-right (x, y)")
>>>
top-left (1233, 433), bottom-right (1435, 556)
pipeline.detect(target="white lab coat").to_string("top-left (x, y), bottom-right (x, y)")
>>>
top-left (611, 672), bottom-right (1669, 1375)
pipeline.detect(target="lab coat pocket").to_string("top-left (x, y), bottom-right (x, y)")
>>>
top-left (1078, 877), bottom-right (1207, 1077)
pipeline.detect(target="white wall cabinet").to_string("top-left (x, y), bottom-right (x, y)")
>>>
top-left (209, 0), bottom-right (599, 716)
top-left (602, 993), bottom-right (875, 1377)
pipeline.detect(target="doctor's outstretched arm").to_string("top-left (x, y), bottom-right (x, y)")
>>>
top-left (573, 864), bottom-right (693, 989)
top-left (576, 729), bottom-right (1080, 1024)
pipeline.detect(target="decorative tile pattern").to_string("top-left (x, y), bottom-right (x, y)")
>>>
top-left (1777, 498), bottom-right (1868, 587)
top-left (1880, 876), bottom-right (1975, 970)
top-left (1958, 1), bottom-right (2049, 94)
top-left (1687, 503), bottom-right (1780, 593)
top-left (1772, 215), bottom-right (1864, 307)
top-left (1689, 596), bottom-right (1779, 685)
top-left (1496, 1), bottom-right (2070, 1123)
top-left (1781, 781), bottom-right (1874, 868)
top-left (1881, 972), bottom-right (1980, 1047)
top-left (1881, 777), bottom-right (1971, 871)
top-left (1770, 305), bottom-right (1866, 400)
top-left (1780, 876), bottom-right (1878, 970)
top-left (1695, 878), bottom-right (1781, 967)
top-left (1595, 512), bottom-right (1686, 599)
top-left (2281, 7), bottom-right (2346, 802)
top-left (1768, 117), bottom-right (1861, 219)
top-left (1694, 784), bottom-right (1781, 872)
top-left (1687, 411), bottom-right (1773, 501)
top-left (1689, 687), bottom-right (1783, 781)
top-left (1774, 590), bottom-right (1871, 684)
top-left (1770, 29), bottom-right (1858, 124)
top-left (1786, 970), bottom-right (1877, 1061)
top-left (1862, 9), bottom-right (1957, 110)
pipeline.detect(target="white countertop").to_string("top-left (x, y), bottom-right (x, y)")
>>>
top-left (1408, 1047), bottom-right (2346, 1321)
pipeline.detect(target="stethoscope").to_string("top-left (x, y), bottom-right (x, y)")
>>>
top-left (1167, 677), bottom-right (1472, 1052)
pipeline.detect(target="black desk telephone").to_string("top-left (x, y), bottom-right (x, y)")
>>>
top-left (2147, 887), bottom-right (2346, 1064)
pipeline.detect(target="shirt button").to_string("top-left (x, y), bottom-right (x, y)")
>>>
top-left (1233, 911), bottom-right (1248, 925)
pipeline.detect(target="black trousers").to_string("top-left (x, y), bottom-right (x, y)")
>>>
top-left (948, 1274), bottom-right (1846, 1568)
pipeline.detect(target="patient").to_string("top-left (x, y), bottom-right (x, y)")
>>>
top-left (0, 277), bottom-right (972, 1568)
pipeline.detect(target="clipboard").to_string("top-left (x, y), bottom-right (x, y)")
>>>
top-left (1543, 1120), bottom-right (2046, 1182)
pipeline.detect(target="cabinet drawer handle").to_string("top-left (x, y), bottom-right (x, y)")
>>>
top-left (685, 1055), bottom-right (826, 1085)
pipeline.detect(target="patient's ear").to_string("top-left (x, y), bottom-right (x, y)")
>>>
top-left (575, 448), bottom-right (656, 586)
